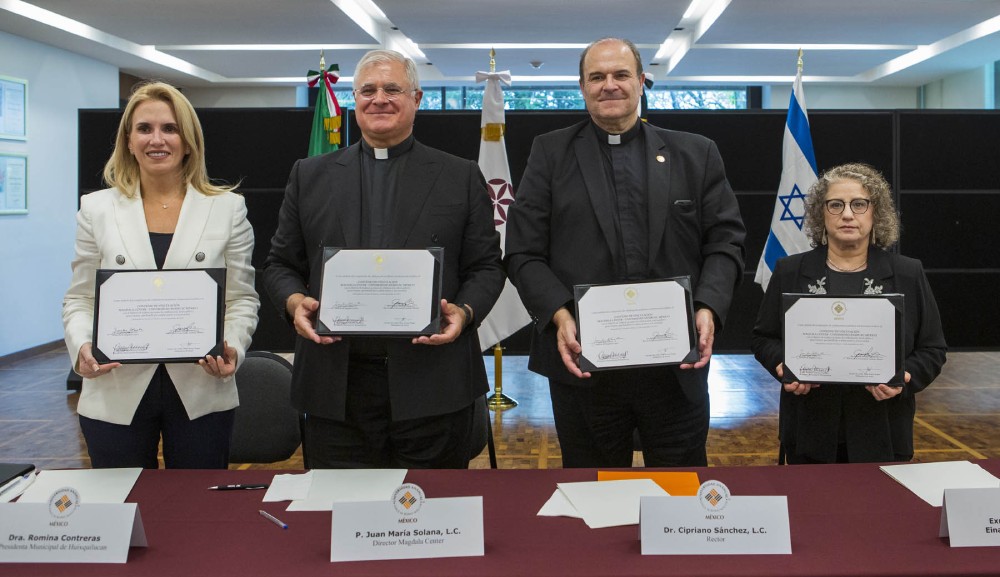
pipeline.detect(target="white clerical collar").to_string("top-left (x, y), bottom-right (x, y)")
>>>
top-left (607, 134), bottom-right (621, 145)
top-left (374, 148), bottom-right (389, 160)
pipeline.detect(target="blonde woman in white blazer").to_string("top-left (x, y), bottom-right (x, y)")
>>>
top-left (63, 82), bottom-right (259, 469)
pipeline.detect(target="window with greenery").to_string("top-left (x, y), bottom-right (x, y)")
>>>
top-left (646, 88), bottom-right (747, 110)
top-left (333, 86), bottom-right (748, 111)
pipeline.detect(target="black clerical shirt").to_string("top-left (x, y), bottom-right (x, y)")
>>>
top-left (352, 134), bottom-right (416, 357)
top-left (360, 135), bottom-right (415, 248)
top-left (592, 121), bottom-right (649, 280)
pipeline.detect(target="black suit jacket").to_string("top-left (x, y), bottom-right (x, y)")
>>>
top-left (505, 120), bottom-right (746, 401)
top-left (751, 246), bottom-right (947, 461)
top-left (263, 140), bottom-right (504, 420)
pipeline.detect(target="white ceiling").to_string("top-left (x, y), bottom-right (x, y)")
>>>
top-left (3, 0), bottom-right (1000, 88)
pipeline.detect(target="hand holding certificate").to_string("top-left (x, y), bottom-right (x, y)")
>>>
top-left (574, 277), bottom-right (699, 372)
top-left (781, 294), bottom-right (905, 386)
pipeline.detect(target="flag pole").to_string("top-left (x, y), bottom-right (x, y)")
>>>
top-left (484, 47), bottom-right (518, 411)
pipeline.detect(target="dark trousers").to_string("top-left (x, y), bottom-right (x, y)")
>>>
top-left (549, 366), bottom-right (709, 468)
top-left (79, 364), bottom-right (234, 469)
top-left (303, 360), bottom-right (475, 469)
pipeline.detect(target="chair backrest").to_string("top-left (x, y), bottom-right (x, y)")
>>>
top-left (230, 351), bottom-right (300, 463)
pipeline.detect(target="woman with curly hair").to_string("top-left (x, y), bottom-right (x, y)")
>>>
top-left (752, 163), bottom-right (946, 463)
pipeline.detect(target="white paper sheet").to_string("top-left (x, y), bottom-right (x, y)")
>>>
top-left (537, 488), bottom-right (582, 518)
top-left (263, 471), bottom-right (313, 502)
top-left (540, 479), bottom-right (668, 528)
top-left (18, 468), bottom-right (142, 504)
top-left (880, 461), bottom-right (1000, 507)
top-left (286, 469), bottom-right (407, 511)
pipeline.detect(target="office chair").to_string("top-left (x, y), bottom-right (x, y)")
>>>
top-left (230, 351), bottom-right (301, 463)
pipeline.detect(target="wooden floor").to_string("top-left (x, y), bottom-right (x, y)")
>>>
top-left (1, 345), bottom-right (999, 470)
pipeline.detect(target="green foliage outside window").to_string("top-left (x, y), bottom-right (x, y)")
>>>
top-left (333, 86), bottom-right (747, 111)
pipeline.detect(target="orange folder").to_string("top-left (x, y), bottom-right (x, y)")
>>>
top-left (597, 470), bottom-right (701, 496)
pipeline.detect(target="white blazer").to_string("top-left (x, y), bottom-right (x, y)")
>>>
top-left (63, 186), bottom-right (260, 425)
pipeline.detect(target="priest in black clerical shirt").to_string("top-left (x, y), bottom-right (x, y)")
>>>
top-left (264, 49), bottom-right (503, 469)
top-left (505, 38), bottom-right (746, 469)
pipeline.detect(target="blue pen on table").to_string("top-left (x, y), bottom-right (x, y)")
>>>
top-left (207, 483), bottom-right (269, 491)
top-left (259, 509), bottom-right (288, 529)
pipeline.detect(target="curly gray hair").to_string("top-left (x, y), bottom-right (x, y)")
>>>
top-left (803, 163), bottom-right (900, 249)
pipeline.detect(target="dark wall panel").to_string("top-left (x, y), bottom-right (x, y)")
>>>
top-left (899, 112), bottom-right (1000, 190)
top-left (927, 273), bottom-right (1000, 348)
top-left (900, 192), bottom-right (1000, 270)
top-left (79, 108), bottom-right (999, 350)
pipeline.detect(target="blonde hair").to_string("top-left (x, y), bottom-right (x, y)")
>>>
top-left (102, 81), bottom-right (236, 197)
top-left (803, 162), bottom-right (900, 249)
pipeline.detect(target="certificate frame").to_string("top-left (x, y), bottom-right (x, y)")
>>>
top-left (781, 293), bottom-right (905, 386)
top-left (92, 269), bottom-right (226, 364)
top-left (574, 276), bottom-right (699, 372)
top-left (316, 247), bottom-right (443, 336)
top-left (0, 75), bottom-right (28, 141)
top-left (0, 153), bottom-right (27, 215)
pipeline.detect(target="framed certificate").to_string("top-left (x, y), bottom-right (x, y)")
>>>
top-left (0, 75), bottom-right (27, 141)
top-left (316, 248), bottom-right (443, 336)
top-left (574, 277), bottom-right (698, 372)
top-left (92, 269), bottom-right (225, 364)
top-left (0, 153), bottom-right (27, 215)
top-left (781, 294), bottom-right (905, 385)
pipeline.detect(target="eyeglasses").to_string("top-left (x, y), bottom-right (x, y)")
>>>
top-left (352, 85), bottom-right (415, 101)
top-left (825, 198), bottom-right (871, 215)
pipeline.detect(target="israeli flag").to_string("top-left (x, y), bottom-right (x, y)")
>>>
top-left (754, 60), bottom-right (817, 291)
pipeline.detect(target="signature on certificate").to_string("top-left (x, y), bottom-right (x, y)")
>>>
top-left (109, 327), bottom-right (143, 336)
top-left (643, 330), bottom-right (674, 342)
top-left (794, 350), bottom-right (826, 359)
top-left (597, 350), bottom-right (629, 361)
top-left (167, 323), bottom-right (204, 335)
top-left (798, 364), bottom-right (831, 376)
top-left (113, 342), bottom-right (150, 354)
top-left (847, 346), bottom-right (885, 360)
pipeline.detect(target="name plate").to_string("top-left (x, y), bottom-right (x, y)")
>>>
top-left (93, 269), bottom-right (225, 364)
top-left (330, 484), bottom-right (483, 562)
top-left (0, 489), bottom-right (146, 563)
top-left (317, 248), bottom-right (443, 336)
top-left (782, 293), bottom-right (904, 385)
top-left (940, 488), bottom-right (1000, 547)
top-left (640, 482), bottom-right (791, 555)
top-left (575, 277), bottom-right (698, 372)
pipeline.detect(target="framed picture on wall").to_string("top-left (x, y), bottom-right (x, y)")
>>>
top-left (0, 75), bottom-right (28, 141)
top-left (0, 153), bottom-right (27, 215)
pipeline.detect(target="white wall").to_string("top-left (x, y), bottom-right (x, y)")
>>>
top-left (0, 31), bottom-right (119, 357)
top-left (765, 84), bottom-right (919, 110)
top-left (922, 65), bottom-right (994, 109)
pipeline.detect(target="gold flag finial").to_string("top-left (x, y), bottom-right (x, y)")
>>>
top-left (320, 49), bottom-right (326, 70)
top-left (797, 48), bottom-right (803, 75)
top-left (490, 47), bottom-right (496, 73)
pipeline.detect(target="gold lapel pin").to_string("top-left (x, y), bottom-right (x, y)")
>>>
top-left (656, 155), bottom-right (665, 163)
